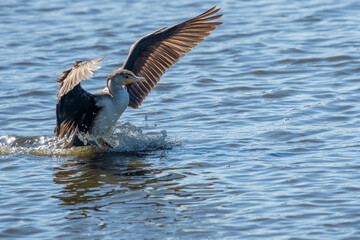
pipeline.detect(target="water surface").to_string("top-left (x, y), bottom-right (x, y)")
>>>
top-left (1, 0), bottom-right (360, 239)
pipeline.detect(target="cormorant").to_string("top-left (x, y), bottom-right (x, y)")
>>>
top-left (55, 7), bottom-right (223, 147)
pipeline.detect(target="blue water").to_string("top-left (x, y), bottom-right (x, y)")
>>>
top-left (1, 0), bottom-right (360, 239)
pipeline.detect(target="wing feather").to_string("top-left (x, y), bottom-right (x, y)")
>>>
top-left (55, 85), bottom-right (101, 139)
top-left (55, 57), bottom-right (105, 139)
top-left (56, 57), bottom-right (106, 100)
top-left (122, 7), bottom-right (223, 108)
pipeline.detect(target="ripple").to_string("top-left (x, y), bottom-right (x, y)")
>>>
top-left (2, 1), bottom-right (360, 239)
top-left (262, 89), bottom-right (295, 98)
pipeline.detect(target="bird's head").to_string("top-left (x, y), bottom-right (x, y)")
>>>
top-left (107, 69), bottom-right (145, 96)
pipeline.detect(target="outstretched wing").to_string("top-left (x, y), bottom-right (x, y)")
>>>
top-left (55, 58), bottom-right (105, 138)
top-left (122, 7), bottom-right (223, 109)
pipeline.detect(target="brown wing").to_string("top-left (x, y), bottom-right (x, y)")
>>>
top-left (55, 57), bottom-right (105, 139)
top-left (122, 6), bottom-right (223, 109)
top-left (56, 57), bottom-right (106, 100)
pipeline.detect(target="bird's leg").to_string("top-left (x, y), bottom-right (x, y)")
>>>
top-left (96, 138), bottom-right (113, 149)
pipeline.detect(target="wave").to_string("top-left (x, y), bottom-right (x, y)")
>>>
top-left (0, 122), bottom-right (174, 157)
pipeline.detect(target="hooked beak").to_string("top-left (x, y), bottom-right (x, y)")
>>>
top-left (124, 75), bottom-right (146, 85)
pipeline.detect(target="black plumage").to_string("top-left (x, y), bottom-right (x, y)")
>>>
top-left (55, 85), bottom-right (102, 146)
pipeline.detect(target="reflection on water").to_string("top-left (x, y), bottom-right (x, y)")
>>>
top-left (50, 152), bottom-right (227, 239)
top-left (53, 153), bottom-right (152, 206)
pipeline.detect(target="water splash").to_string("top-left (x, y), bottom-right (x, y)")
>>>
top-left (108, 122), bottom-right (169, 152)
top-left (0, 122), bottom-right (173, 157)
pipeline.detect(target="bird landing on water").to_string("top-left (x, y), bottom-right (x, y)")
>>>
top-left (54, 7), bottom-right (223, 148)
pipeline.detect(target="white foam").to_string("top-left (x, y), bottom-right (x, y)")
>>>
top-left (0, 122), bottom-right (174, 156)
top-left (108, 122), bottom-right (169, 152)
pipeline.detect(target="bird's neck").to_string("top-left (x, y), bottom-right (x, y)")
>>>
top-left (109, 85), bottom-right (129, 109)
top-left (108, 81), bottom-right (124, 95)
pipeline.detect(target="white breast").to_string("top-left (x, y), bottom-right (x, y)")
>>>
top-left (92, 88), bottom-right (129, 135)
